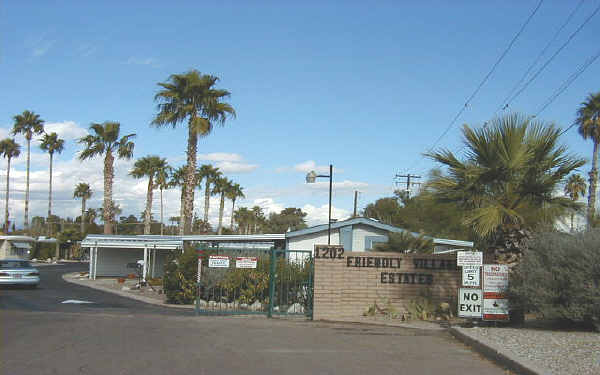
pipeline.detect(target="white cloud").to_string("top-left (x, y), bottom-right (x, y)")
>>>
top-left (198, 153), bottom-right (243, 162)
top-left (32, 39), bottom-right (56, 57)
top-left (302, 204), bottom-right (350, 226)
top-left (215, 161), bottom-right (258, 173)
top-left (79, 43), bottom-right (97, 57)
top-left (306, 180), bottom-right (369, 192)
top-left (125, 57), bottom-right (160, 67)
top-left (197, 153), bottom-right (258, 173)
top-left (44, 121), bottom-right (88, 141)
top-left (294, 160), bottom-right (331, 174)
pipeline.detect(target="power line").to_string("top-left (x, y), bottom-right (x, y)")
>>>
top-left (501, 1), bottom-right (599, 112)
top-left (410, 0), bottom-right (544, 172)
top-left (534, 48), bottom-right (600, 117)
top-left (495, 0), bottom-right (586, 114)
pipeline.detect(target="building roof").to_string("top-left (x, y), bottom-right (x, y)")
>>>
top-left (0, 235), bottom-right (36, 242)
top-left (286, 217), bottom-right (474, 248)
top-left (81, 235), bottom-right (183, 249)
top-left (81, 233), bottom-right (285, 249)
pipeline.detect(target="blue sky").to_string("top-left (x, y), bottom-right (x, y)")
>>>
top-left (0, 0), bottom-right (598, 229)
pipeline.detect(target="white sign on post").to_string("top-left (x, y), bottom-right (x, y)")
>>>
top-left (483, 298), bottom-right (509, 321)
top-left (457, 251), bottom-right (483, 267)
top-left (208, 255), bottom-right (230, 268)
top-left (482, 264), bottom-right (510, 321)
top-left (458, 288), bottom-right (482, 318)
top-left (483, 264), bottom-right (509, 293)
top-left (462, 266), bottom-right (480, 287)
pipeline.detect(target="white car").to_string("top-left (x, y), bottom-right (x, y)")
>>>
top-left (0, 259), bottom-right (40, 288)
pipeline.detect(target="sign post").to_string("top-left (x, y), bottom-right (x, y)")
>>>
top-left (195, 250), bottom-right (204, 316)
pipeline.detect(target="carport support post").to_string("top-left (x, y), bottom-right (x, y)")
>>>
top-left (268, 248), bottom-right (276, 318)
top-left (143, 247), bottom-right (148, 283)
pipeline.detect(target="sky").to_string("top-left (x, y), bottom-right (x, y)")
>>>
top-left (0, 0), bottom-right (598, 230)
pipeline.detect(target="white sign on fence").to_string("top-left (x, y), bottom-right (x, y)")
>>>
top-left (457, 251), bottom-right (483, 267)
top-left (458, 288), bottom-right (482, 318)
top-left (462, 266), bottom-right (480, 287)
top-left (208, 255), bottom-right (230, 268)
top-left (483, 264), bottom-right (509, 293)
top-left (236, 257), bottom-right (258, 269)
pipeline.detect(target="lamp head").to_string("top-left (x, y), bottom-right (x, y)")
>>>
top-left (306, 170), bottom-right (317, 183)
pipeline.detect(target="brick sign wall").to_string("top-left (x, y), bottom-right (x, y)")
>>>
top-left (313, 247), bottom-right (461, 321)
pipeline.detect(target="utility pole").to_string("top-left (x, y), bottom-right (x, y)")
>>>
top-left (395, 174), bottom-right (422, 198)
top-left (353, 191), bottom-right (359, 217)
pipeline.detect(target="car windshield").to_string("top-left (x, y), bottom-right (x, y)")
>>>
top-left (0, 261), bottom-right (32, 269)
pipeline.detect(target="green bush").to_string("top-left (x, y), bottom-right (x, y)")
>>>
top-left (508, 230), bottom-right (600, 331)
top-left (163, 247), bottom-right (198, 304)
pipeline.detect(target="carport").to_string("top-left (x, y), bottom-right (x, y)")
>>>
top-left (81, 235), bottom-right (183, 281)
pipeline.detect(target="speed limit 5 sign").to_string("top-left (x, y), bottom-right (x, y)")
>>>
top-left (462, 266), bottom-right (480, 287)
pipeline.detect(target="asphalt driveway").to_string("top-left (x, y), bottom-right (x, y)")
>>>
top-left (0, 263), bottom-right (508, 375)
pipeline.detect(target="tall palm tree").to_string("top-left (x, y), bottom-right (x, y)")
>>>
top-left (78, 122), bottom-right (135, 234)
top-left (198, 164), bottom-right (221, 225)
top-left (129, 156), bottom-right (169, 234)
top-left (156, 165), bottom-right (172, 235)
top-left (40, 132), bottom-right (65, 234)
top-left (576, 92), bottom-right (600, 226)
top-left (152, 70), bottom-right (236, 235)
top-left (564, 174), bottom-right (587, 232)
top-left (11, 110), bottom-right (44, 232)
top-left (73, 183), bottom-right (92, 234)
top-left (169, 166), bottom-right (186, 233)
top-left (226, 182), bottom-right (244, 230)
top-left (212, 176), bottom-right (231, 235)
top-left (426, 113), bottom-right (585, 264)
top-left (0, 139), bottom-right (21, 232)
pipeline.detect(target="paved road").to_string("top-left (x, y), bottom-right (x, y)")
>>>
top-left (1, 263), bottom-right (508, 375)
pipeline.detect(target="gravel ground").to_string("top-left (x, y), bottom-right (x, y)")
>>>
top-left (462, 325), bottom-right (600, 375)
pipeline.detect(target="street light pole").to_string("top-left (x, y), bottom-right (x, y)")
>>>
top-left (327, 164), bottom-right (332, 245)
top-left (306, 164), bottom-right (333, 245)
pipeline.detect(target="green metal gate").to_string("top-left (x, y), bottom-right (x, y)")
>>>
top-left (195, 247), bottom-right (313, 319)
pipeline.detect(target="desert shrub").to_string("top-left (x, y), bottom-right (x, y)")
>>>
top-left (508, 230), bottom-right (600, 330)
top-left (163, 247), bottom-right (198, 304)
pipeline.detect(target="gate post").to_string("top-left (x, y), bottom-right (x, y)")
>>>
top-left (268, 248), bottom-right (276, 318)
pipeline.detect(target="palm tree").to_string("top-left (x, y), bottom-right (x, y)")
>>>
top-left (212, 176), bottom-right (231, 235)
top-left (169, 166), bottom-right (186, 233)
top-left (40, 132), bottom-right (65, 234)
top-left (198, 164), bottom-right (221, 225)
top-left (11, 110), bottom-right (44, 232)
top-left (73, 183), bottom-right (92, 234)
top-left (156, 165), bottom-right (172, 235)
top-left (0, 139), bottom-right (21, 232)
top-left (152, 70), bottom-right (236, 235)
top-left (78, 122), bottom-right (135, 234)
top-left (86, 208), bottom-right (98, 225)
top-left (576, 92), bottom-right (600, 226)
top-left (564, 174), bottom-right (587, 232)
top-left (129, 156), bottom-right (169, 235)
top-left (226, 182), bottom-right (244, 230)
top-left (426, 113), bottom-right (585, 264)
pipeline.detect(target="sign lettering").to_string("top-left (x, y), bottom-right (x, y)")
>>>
top-left (458, 288), bottom-right (483, 318)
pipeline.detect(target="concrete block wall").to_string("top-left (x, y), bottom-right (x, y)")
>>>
top-left (313, 251), bottom-right (462, 321)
